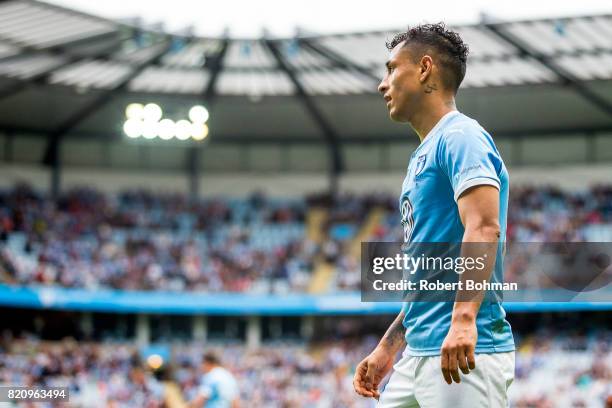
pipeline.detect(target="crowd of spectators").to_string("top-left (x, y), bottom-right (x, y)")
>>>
top-left (1, 329), bottom-right (609, 408)
top-left (507, 185), bottom-right (612, 242)
top-left (0, 185), bottom-right (312, 293)
top-left (175, 338), bottom-right (377, 407)
top-left (0, 333), bottom-right (165, 407)
top-left (510, 330), bottom-right (612, 407)
top-left (1, 184), bottom-right (611, 293)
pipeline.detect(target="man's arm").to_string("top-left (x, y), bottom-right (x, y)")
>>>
top-left (380, 308), bottom-right (407, 353)
top-left (440, 184), bottom-right (500, 384)
top-left (354, 309), bottom-right (406, 399)
top-left (188, 395), bottom-right (207, 408)
top-left (189, 382), bottom-right (212, 408)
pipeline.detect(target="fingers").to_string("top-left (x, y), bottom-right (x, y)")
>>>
top-left (467, 346), bottom-right (476, 371)
top-left (353, 375), bottom-right (374, 397)
top-left (365, 361), bottom-right (380, 398)
top-left (353, 360), bottom-right (375, 398)
top-left (440, 348), bottom-right (452, 385)
top-left (457, 348), bottom-right (470, 375)
top-left (448, 348), bottom-right (461, 384)
top-left (442, 346), bottom-right (476, 384)
top-left (354, 381), bottom-right (374, 398)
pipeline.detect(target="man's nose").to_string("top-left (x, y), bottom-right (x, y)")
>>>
top-left (378, 80), bottom-right (388, 94)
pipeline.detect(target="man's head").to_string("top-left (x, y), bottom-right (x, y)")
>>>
top-left (378, 23), bottom-right (469, 122)
top-left (201, 351), bottom-right (220, 373)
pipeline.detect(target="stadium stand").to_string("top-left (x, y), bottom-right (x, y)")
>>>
top-left (1, 314), bottom-right (610, 407)
top-left (0, 1), bottom-right (611, 407)
top-left (1, 184), bottom-right (612, 293)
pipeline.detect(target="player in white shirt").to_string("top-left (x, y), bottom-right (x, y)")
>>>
top-left (189, 352), bottom-right (239, 408)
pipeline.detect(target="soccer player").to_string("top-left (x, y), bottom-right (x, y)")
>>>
top-left (353, 23), bottom-right (515, 407)
top-left (189, 351), bottom-right (240, 408)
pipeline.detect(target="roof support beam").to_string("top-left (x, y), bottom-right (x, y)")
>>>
top-left (187, 37), bottom-right (230, 200)
top-left (484, 23), bottom-right (612, 117)
top-left (264, 39), bottom-right (344, 193)
top-left (203, 39), bottom-right (230, 102)
top-left (0, 36), bottom-right (125, 101)
top-left (298, 38), bottom-right (381, 83)
top-left (42, 39), bottom-right (174, 200)
top-left (0, 30), bottom-right (122, 65)
top-left (45, 30), bottom-right (122, 52)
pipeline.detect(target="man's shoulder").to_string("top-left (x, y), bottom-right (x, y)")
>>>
top-left (212, 367), bottom-right (236, 381)
top-left (437, 114), bottom-right (494, 150)
top-left (442, 113), bottom-right (486, 135)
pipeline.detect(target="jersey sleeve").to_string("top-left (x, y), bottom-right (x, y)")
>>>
top-left (198, 377), bottom-right (214, 399)
top-left (219, 376), bottom-right (239, 400)
top-left (437, 124), bottom-right (502, 202)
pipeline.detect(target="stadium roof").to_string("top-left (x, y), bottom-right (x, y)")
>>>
top-left (0, 0), bottom-right (611, 170)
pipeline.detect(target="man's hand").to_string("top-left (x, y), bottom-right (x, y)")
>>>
top-left (353, 347), bottom-right (395, 399)
top-left (440, 314), bottom-right (477, 384)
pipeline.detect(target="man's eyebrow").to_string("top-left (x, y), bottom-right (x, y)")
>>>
top-left (385, 60), bottom-right (392, 69)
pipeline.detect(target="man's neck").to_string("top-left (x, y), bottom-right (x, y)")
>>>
top-left (410, 99), bottom-right (457, 143)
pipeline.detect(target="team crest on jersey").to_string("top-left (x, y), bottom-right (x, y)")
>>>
top-left (414, 154), bottom-right (427, 179)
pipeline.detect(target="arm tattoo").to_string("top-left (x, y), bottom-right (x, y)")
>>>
top-left (382, 311), bottom-right (406, 349)
top-left (424, 84), bottom-right (438, 94)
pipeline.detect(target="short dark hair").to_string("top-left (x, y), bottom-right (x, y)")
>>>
top-left (202, 351), bottom-right (220, 365)
top-left (386, 23), bottom-right (469, 93)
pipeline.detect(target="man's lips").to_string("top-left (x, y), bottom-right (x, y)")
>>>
top-left (384, 95), bottom-right (392, 108)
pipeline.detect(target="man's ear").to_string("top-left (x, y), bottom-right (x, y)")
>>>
top-left (419, 55), bottom-right (433, 83)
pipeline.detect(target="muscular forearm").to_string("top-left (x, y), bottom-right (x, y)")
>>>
top-left (452, 224), bottom-right (500, 321)
top-left (377, 310), bottom-right (406, 354)
top-left (441, 186), bottom-right (502, 384)
top-left (354, 311), bottom-right (403, 398)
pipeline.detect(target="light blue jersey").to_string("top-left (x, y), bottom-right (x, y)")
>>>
top-left (399, 110), bottom-right (515, 356)
top-left (199, 366), bottom-right (239, 408)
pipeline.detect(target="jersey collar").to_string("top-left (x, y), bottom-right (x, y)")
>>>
top-left (412, 110), bottom-right (460, 156)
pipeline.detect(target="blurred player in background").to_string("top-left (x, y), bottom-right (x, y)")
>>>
top-left (354, 23), bottom-right (515, 407)
top-left (189, 352), bottom-right (240, 408)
